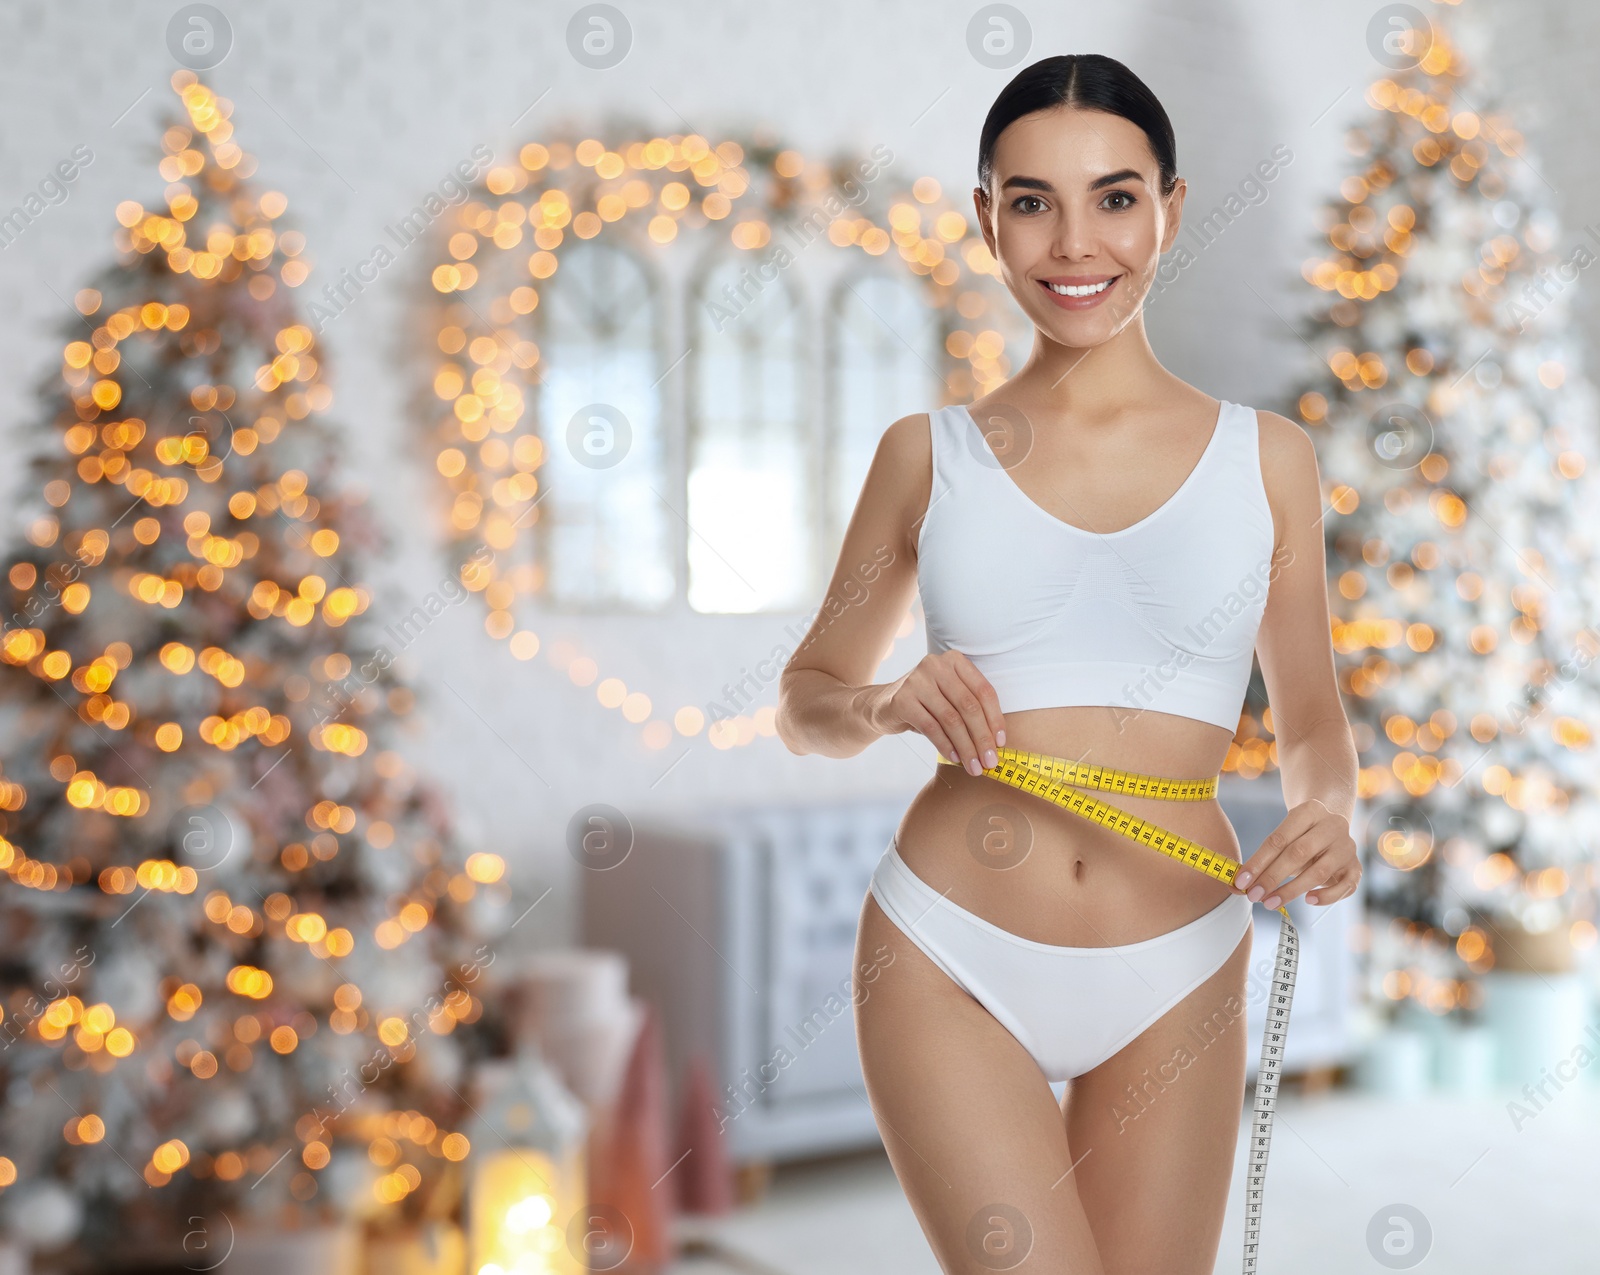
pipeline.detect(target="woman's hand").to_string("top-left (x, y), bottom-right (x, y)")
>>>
top-left (869, 651), bottom-right (1006, 776)
top-left (1233, 797), bottom-right (1360, 908)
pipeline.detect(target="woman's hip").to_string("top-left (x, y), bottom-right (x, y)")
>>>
top-left (862, 836), bottom-right (1253, 1082)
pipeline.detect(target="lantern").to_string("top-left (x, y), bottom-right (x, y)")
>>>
top-left (466, 1054), bottom-right (588, 1275)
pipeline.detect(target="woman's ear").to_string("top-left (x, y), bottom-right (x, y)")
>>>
top-left (972, 185), bottom-right (997, 260)
top-left (1159, 177), bottom-right (1188, 254)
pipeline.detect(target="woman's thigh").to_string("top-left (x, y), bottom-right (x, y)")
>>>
top-left (1064, 924), bottom-right (1254, 1275)
top-left (853, 892), bottom-right (1107, 1274)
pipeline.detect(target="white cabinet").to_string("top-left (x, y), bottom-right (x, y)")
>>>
top-left (583, 801), bottom-right (902, 1164)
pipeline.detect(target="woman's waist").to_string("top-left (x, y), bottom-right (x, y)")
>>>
top-left (894, 775), bottom-right (1241, 945)
top-left (987, 706), bottom-right (1235, 780)
top-left (904, 776), bottom-right (1242, 863)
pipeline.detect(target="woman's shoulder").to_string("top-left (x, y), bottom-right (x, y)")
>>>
top-left (1242, 405), bottom-right (1321, 548)
top-left (1246, 405), bottom-right (1317, 474)
top-left (873, 409), bottom-right (938, 477)
top-left (857, 410), bottom-right (939, 553)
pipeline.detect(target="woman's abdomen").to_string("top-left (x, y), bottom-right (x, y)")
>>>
top-left (891, 705), bottom-right (1244, 948)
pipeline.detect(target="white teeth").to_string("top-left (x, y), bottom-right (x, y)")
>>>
top-left (1047, 278), bottom-right (1113, 297)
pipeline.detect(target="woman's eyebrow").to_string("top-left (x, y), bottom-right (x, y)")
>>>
top-left (1000, 168), bottom-right (1146, 194)
top-left (1087, 168), bottom-right (1145, 191)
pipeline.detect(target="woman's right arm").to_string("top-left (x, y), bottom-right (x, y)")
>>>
top-left (775, 413), bottom-right (1005, 774)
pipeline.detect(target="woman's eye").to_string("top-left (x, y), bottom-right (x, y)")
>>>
top-left (1103, 191), bottom-right (1136, 211)
top-left (1012, 195), bottom-right (1045, 214)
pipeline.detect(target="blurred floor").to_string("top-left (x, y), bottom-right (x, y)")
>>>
top-left (666, 1088), bottom-right (1600, 1273)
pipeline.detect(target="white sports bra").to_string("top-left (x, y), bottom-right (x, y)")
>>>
top-left (916, 400), bottom-right (1277, 732)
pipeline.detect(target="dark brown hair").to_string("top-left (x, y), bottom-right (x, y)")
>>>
top-left (978, 54), bottom-right (1179, 200)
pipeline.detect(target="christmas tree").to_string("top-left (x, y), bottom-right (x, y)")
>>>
top-left (0, 71), bottom-right (500, 1255)
top-left (1288, 2), bottom-right (1600, 1011)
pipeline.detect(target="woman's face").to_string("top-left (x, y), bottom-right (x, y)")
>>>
top-left (975, 105), bottom-right (1185, 349)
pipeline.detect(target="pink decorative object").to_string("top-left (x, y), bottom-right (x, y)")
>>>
top-left (588, 1003), bottom-right (675, 1272)
top-left (672, 1051), bottom-right (735, 1216)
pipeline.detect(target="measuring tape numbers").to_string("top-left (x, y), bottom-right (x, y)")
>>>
top-left (936, 745), bottom-right (1299, 1274)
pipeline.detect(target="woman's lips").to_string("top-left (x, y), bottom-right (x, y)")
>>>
top-left (1037, 275), bottom-right (1121, 310)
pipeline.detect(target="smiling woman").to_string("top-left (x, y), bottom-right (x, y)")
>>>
top-left (776, 51), bottom-right (1360, 1275)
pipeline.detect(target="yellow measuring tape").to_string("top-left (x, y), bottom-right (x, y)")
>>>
top-left (937, 746), bottom-right (1287, 918)
top-left (938, 745), bottom-right (1298, 1275)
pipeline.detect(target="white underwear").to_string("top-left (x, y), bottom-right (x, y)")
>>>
top-left (867, 838), bottom-right (1254, 1082)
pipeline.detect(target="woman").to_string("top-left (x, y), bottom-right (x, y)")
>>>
top-left (776, 54), bottom-right (1360, 1274)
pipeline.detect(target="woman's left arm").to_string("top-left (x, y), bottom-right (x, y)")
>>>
top-left (1233, 410), bottom-right (1361, 910)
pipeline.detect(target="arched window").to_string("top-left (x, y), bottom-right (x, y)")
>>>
top-left (825, 270), bottom-right (946, 552)
top-left (685, 253), bottom-right (811, 614)
top-left (533, 237), bottom-right (674, 610)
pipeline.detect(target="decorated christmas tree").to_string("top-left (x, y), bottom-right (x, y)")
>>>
top-left (0, 71), bottom-right (503, 1256)
top-left (1288, 2), bottom-right (1600, 1011)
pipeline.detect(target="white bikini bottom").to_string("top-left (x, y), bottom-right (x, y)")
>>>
top-left (867, 838), bottom-right (1254, 1083)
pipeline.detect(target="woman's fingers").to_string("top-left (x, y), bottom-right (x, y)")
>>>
top-left (1306, 863), bottom-right (1361, 906)
top-left (947, 655), bottom-right (998, 764)
top-left (936, 657), bottom-right (1000, 772)
top-left (895, 653), bottom-right (1005, 772)
top-left (923, 727), bottom-right (961, 771)
top-left (951, 655), bottom-right (1007, 752)
top-left (901, 699), bottom-right (960, 771)
top-left (925, 685), bottom-right (983, 773)
top-left (1259, 831), bottom-right (1342, 902)
top-left (1237, 804), bottom-right (1356, 905)
top-left (1235, 813), bottom-right (1323, 895)
top-left (1259, 844), bottom-right (1347, 906)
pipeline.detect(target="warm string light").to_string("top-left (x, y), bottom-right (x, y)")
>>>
top-left (424, 135), bottom-right (1022, 752)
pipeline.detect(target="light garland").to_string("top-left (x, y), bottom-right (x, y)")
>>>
top-left (424, 132), bottom-right (1027, 752)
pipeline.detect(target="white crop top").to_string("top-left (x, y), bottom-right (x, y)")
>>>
top-left (916, 400), bottom-right (1276, 732)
